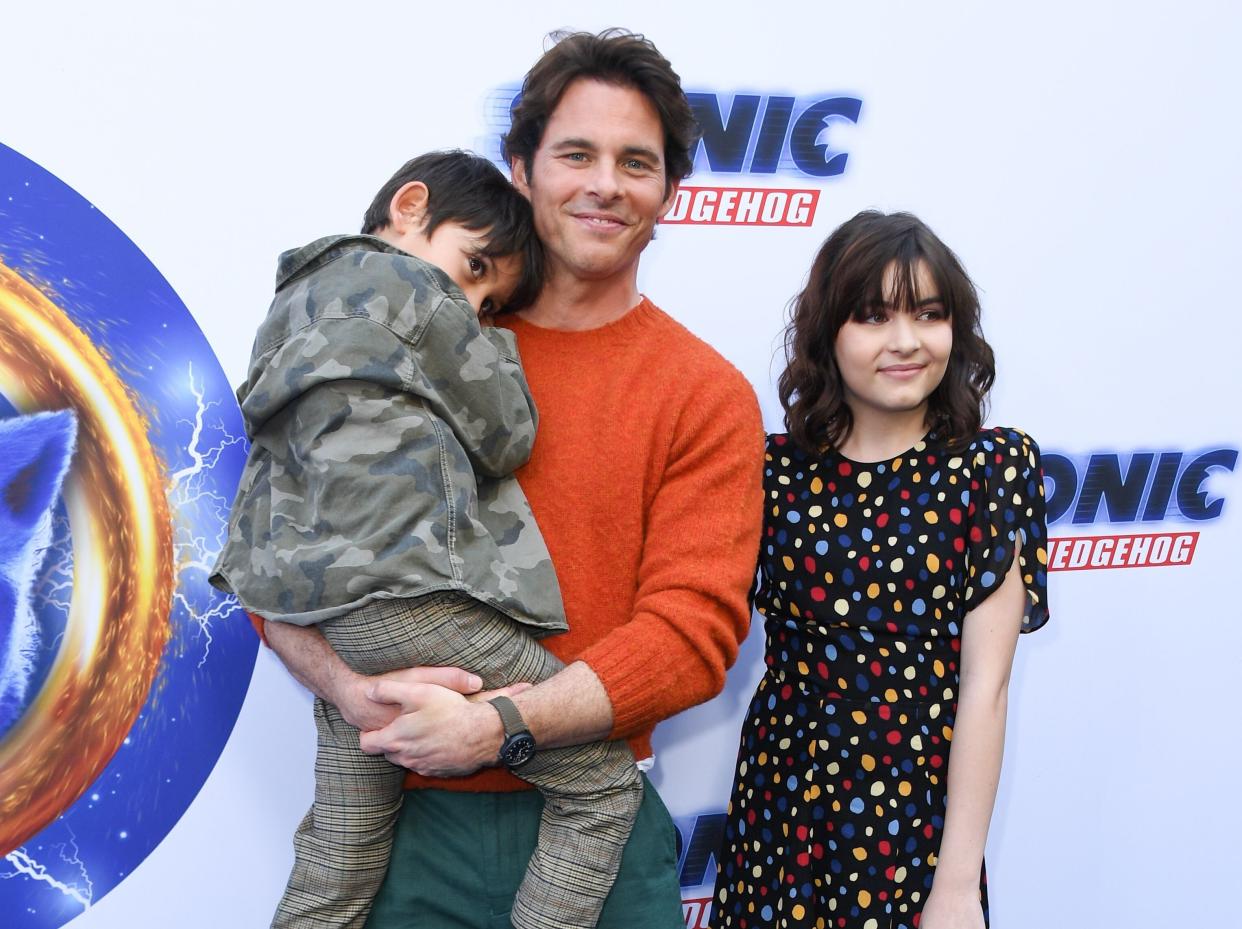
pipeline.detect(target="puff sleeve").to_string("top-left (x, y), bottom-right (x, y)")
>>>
top-left (963, 427), bottom-right (1049, 633)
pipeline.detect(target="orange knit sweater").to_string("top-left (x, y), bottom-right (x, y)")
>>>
top-left (408, 297), bottom-right (764, 792)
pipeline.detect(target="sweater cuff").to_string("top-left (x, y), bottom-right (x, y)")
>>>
top-left (247, 612), bottom-right (270, 647)
top-left (581, 637), bottom-right (675, 740)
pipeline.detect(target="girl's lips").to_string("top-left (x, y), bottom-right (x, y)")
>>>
top-left (879, 364), bottom-right (926, 379)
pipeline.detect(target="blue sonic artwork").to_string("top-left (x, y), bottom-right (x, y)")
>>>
top-left (0, 140), bottom-right (254, 925)
top-left (0, 410), bottom-right (76, 735)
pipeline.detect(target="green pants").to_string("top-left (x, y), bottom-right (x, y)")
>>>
top-left (365, 774), bottom-right (684, 929)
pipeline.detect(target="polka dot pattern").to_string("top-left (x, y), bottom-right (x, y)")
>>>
top-left (713, 427), bottom-right (1048, 929)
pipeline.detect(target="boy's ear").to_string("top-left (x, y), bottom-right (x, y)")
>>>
top-left (388, 181), bottom-right (430, 234)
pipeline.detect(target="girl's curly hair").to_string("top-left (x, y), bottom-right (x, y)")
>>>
top-left (779, 210), bottom-right (995, 454)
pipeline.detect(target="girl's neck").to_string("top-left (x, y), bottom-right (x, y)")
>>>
top-left (836, 405), bottom-right (930, 463)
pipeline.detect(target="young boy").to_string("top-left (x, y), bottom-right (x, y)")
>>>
top-left (210, 151), bottom-right (642, 929)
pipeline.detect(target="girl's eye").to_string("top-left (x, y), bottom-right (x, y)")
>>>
top-left (468, 256), bottom-right (485, 277)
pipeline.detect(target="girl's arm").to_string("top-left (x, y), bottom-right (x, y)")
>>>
top-left (921, 554), bottom-right (1027, 929)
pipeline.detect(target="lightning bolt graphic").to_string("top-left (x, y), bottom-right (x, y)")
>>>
top-left (168, 362), bottom-right (245, 667)
top-left (33, 514), bottom-right (74, 612)
top-left (1, 837), bottom-right (93, 911)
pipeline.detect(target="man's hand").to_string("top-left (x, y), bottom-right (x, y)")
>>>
top-left (336, 666), bottom-right (484, 732)
top-left (358, 679), bottom-right (529, 777)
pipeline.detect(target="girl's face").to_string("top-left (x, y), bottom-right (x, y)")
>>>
top-left (833, 259), bottom-right (953, 426)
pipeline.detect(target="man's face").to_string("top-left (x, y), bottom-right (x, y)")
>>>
top-left (513, 78), bottom-right (678, 288)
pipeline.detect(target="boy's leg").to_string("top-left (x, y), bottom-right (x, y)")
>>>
top-left (272, 597), bottom-right (468, 929)
top-left (386, 594), bottom-right (645, 929)
top-left (273, 697), bottom-right (408, 929)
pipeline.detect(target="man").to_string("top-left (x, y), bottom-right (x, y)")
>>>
top-left (263, 29), bottom-right (764, 928)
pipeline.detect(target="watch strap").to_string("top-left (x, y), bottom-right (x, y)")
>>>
top-left (489, 695), bottom-right (528, 737)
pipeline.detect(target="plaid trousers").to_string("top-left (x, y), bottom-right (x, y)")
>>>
top-left (271, 592), bottom-right (643, 929)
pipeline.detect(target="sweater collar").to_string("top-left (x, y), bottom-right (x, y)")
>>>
top-left (501, 296), bottom-right (663, 344)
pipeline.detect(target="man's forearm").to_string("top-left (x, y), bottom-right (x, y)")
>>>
top-left (263, 619), bottom-right (396, 731)
top-left (467, 661), bottom-right (618, 767)
top-left (513, 660), bottom-right (614, 748)
top-left (263, 619), bottom-right (354, 704)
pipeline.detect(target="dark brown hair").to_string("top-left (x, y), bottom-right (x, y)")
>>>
top-left (360, 150), bottom-right (543, 313)
top-left (502, 28), bottom-right (700, 195)
top-left (779, 210), bottom-right (995, 453)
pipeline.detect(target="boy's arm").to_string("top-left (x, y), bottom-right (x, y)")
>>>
top-left (411, 299), bottom-right (539, 478)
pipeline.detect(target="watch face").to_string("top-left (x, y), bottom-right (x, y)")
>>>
top-left (500, 733), bottom-right (535, 768)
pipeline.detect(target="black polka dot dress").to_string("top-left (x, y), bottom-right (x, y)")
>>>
top-left (713, 427), bottom-right (1048, 929)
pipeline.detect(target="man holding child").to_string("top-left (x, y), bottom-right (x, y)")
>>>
top-left (252, 29), bottom-right (763, 929)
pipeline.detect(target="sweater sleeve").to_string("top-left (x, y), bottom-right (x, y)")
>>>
top-left (578, 366), bottom-right (766, 739)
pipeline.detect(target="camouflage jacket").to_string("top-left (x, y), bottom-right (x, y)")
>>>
top-left (209, 235), bottom-right (566, 632)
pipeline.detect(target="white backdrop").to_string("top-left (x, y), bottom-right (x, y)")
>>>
top-left (2, 2), bottom-right (1240, 926)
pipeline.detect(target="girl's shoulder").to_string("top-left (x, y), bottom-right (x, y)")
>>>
top-left (766, 432), bottom-right (795, 456)
top-left (765, 432), bottom-right (826, 464)
top-left (964, 425), bottom-right (1041, 462)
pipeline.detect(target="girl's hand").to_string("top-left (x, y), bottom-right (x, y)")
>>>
top-left (919, 885), bottom-right (986, 929)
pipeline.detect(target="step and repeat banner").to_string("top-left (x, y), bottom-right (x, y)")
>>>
top-left (0, 4), bottom-right (1237, 927)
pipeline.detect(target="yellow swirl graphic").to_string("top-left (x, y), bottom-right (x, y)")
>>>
top-left (0, 261), bottom-right (173, 854)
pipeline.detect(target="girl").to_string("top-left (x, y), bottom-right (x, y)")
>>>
top-left (713, 211), bottom-right (1048, 929)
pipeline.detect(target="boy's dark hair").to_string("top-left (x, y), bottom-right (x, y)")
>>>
top-left (779, 210), bottom-right (996, 454)
top-left (361, 150), bottom-right (543, 312)
top-left (502, 28), bottom-right (700, 195)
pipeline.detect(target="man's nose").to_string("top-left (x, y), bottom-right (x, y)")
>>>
top-left (585, 160), bottom-right (623, 200)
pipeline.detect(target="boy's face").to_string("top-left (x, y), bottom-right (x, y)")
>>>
top-left (389, 221), bottom-right (522, 316)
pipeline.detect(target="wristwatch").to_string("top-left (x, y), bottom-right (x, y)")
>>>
top-left (489, 695), bottom-right (535, 769)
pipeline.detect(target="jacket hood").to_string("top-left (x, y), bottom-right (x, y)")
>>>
top-left (274, 234), bottom-right (406, 291)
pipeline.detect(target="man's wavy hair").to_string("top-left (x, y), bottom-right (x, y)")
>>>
top-left (779, 211), bottom-right (995, 454)
top-left (502, 28), bottom-right (700, 196)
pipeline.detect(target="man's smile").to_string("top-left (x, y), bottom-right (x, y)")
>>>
top-left (571, 210), bottom-right (629, 231)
